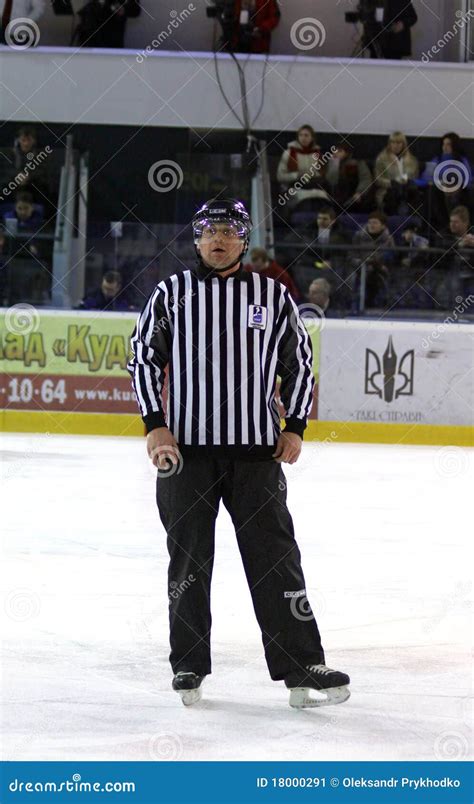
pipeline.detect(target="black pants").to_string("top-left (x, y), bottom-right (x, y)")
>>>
top-left (156, 455), bottom-right (325, 681)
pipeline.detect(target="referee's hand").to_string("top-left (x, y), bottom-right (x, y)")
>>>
top-left (147, 427), bottom-right (181, 470)
top-left (272, 432), bottom-right (302, 465)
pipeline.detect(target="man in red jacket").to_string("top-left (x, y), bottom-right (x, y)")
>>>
top-left (244, 247), bottom-right (300, 301)
top-left (224, 0), bottom-right (280, 54)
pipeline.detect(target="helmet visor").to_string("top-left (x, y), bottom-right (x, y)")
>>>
top-left (193, 216), bottom-right (249, 243)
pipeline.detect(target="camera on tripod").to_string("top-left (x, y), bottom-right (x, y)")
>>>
top-left (206, 0), bottom-right (256, 52)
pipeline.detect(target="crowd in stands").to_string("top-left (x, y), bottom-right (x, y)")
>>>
top-left (269, 126), bottom-right (474, 314)
top-left (1, 121), bottom-right (473, 317)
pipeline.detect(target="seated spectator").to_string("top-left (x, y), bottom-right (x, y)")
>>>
top-left (400, 224), bottom-right (429, 268)
top-left (352, 212), bottom-right (395, 308)
top-left (2, 190), bottom-right (43, 234)
top-left (308, 277), bottom-right (331, 313)
top-left (374, 132), bottom-right (419, 214)
top-left (325, 140), bottom-right (373, 212)
top-left (74, 0), bottom-right (140, 48)
top-left (244, 247), bottom-right (300, 300)
top-left (80, 271), bottom-right (132, 311)
top-left (433, 206), bottom-right (474, 306)
top-left (277, 125), bottom-right (330, 211)
top-left (424, 133), bottom-right (473, 231)
top-left (436, 206), bottom-right (474, 249)
top-left (282, 207), bottom-right (349, 271)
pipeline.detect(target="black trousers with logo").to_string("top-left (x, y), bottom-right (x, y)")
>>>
top-left (156, 454), bottom-right (325, 681)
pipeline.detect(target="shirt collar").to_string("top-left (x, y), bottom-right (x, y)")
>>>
top-left (193, 259), bottom-right (247, 281)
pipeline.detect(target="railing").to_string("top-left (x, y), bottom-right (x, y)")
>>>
top-left (275, 242), bottom-right (474, 317)
top-left (0, 231), bottom-right (56, 307)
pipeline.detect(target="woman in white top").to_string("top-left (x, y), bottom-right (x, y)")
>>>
top-left (374, 131), bottom-right (419, 212)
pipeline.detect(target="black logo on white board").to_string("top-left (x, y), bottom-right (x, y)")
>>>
top-left (365, 336), bottom-right (414, 403)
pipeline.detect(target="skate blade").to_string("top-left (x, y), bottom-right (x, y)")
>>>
top-left (289, 685), bottom-right (350, 709)
top-left (177, 687), bottom-right (202, 707)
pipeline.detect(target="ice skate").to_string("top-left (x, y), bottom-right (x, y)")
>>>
top-left (285, 664), bottom-right (350, 709)
top-left (172, 672), bottom-right (204, 706)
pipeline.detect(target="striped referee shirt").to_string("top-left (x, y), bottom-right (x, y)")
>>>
top-left (128, 261), bottom-right (314, 457)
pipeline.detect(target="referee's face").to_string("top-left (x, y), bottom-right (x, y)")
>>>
top-left (198, 223), bottom-right (245, 272)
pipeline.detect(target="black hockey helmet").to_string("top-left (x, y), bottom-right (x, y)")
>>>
top-left (192, 198), bottom-right (253, 253)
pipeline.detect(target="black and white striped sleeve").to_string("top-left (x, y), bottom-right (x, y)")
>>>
top-left (127, 285), bottom-right (171, 433)
top-left (276, 292), bottom-right (315, 439)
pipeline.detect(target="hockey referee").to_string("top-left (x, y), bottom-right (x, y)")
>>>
top-left (128, 199), bottom-right (350, 709)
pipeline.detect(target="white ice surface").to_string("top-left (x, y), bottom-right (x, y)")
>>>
top-left (1, 433), bottom-right (472, 762)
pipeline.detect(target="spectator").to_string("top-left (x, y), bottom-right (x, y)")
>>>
top-left (313, 207), bottom-right (349, 248)
top-left (277, 125), bottom-right (330, 211)
top-left (424, 133), bottom-right (473, 231)
top-left (282, 207), bottom-right (349, 272)
top-left (374, 132), bottom-right (419, 214)
top-left (308, 278), bottom-right (331, 312)
top-left (391, 224), bottom-right (431, 309)
top-left (244, 246), bottom-right (300, 300)
top-left (325, 140), bottom-right (373, 212)
top-left (2, 190), bottom-right (43, 235)
top-left (80, 271), bottom-right (132, 311)
top-left (436, 206), bottom-right (474, 249)
top-left (400, 224), bottom-right (429, 268)
top-left (352, 211), bottom-right (395, 308)
top-left (434, 207), bottom-right (474, 306)
top-left (74, 0), bottom-right (140, 48)
top-left (380, 0), bottom-right (418, 59)
top-left (14, 125), bottom-right (38, 168)
top-left (0, 0), bottom-right (45, 33)
top-left (9, 125), bottom-right (49, 197)
top-left (221, 0), bottom-right (280, 54)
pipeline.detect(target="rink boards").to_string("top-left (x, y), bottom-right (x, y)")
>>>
top-left (0, 309), bottom-right (472, 447)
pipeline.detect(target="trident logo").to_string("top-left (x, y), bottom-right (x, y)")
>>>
top-left (364, 336), bottom-right (414, 403)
